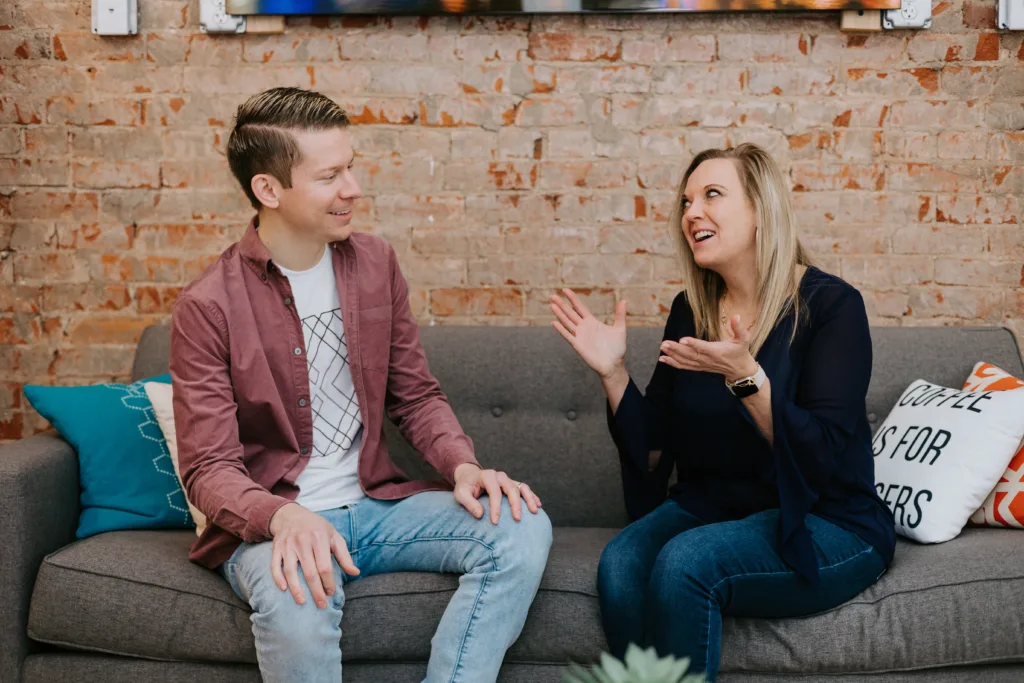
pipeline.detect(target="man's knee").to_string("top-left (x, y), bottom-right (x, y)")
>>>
top-left (491, 503), bottom-right (552, 578)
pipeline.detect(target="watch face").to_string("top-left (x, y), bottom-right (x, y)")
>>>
top-left (732, 380), bottom-right (759, 398)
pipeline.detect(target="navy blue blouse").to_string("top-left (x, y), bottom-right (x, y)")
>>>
top-left (608, 267), bottom-right (896, 583)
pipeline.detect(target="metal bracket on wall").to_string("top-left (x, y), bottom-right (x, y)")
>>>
top-left (999, 0), bottom-right (1024, 29)
top-left (882, 0), bottom-right (933, 29)
top-left (199, 0), bottom-right (246, 33)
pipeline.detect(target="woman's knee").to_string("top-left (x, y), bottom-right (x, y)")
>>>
top-left (597, 530), bottom-right (648, 596)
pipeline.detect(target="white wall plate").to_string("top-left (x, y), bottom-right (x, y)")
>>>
top-left (883, 0), bottom-right (933, 29)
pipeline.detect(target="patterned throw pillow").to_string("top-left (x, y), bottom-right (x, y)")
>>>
top-left (24, 374), bottom-right (194, 538)
top-left (144, 381), bottom-right (207, 537)
top-left (964, 362), bottom-right (1024, 529)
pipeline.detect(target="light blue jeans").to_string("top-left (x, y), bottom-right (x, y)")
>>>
top-left (220, 491), bottom-right (552, 683)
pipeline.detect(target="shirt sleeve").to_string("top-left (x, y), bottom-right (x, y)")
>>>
top-left (382, 245), bottom-right (480, 485)
top-left (605, 294), bottom-right (683, 520)
top-left (769, 287), bottom-right (873, 582)
top-left (170, 295), bottom-right (293, 543)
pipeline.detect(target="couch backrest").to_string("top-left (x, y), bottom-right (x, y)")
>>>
top-left (133, 324), bottom-right (1023, 528)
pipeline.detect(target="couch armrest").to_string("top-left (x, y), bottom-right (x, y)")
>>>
top-left (0, 434), bottom-right (79, 683)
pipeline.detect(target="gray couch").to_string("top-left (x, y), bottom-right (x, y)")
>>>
top-left (4, 324), bottom-right (1024, 683)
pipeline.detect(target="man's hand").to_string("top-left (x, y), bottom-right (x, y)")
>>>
top-left (453, 463), bottom-right (542, 524)
top-left (268, 502), bottom-right (359, 609)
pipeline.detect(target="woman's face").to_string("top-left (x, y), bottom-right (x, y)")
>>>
top-left (680, 158), bottom-right (757, 271)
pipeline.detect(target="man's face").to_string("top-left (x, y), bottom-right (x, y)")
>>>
top-left (271, 127), bottom-right (363, 243)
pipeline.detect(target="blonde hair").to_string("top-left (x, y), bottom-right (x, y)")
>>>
top-left (668, 143), bottom-right (813, 356)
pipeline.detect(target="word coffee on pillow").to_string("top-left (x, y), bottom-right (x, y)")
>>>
top-left (871, 379), bottom-right (1024, 543)
top-left (964, 362), bottom-right (1024, 529)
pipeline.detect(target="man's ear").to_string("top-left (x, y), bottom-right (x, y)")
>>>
top-left (251, 174), bottom-right (281, 210)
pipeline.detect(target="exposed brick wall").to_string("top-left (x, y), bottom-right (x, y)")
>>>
top-left (1, 0), bottom-right (1022, 439)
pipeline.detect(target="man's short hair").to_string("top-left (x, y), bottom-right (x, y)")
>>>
top-left (226, 87), bottom-right (351, 210)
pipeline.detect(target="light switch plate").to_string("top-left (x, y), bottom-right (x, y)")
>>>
top-left (199, 0), bottom-right (246, 33)
top-left (999, 0), bottom-right (1024, 29)
top-left (883, 0), bottom-right (933, 29)
top-left (92, 0), bottom-right (138, 35)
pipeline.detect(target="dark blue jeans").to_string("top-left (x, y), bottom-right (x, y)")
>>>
top-left (597, 501), bottom-right (887, 682)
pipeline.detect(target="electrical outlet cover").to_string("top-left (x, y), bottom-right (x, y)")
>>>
top-left (92, 0), bottom-right (138, 35)
top-left (199, 0), bottom-right (246, 33)
top-left (883, 0), bottom-right (932, 28)
top-left (999, 0), bottom-right (1024, 29)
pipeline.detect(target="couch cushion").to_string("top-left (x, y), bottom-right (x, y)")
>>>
top-left (130, 324), bottom-right (1024, 529)
top-left (29, 526), bottom-right (1024, 674)
top-left (28, 527), bottom-right (612, 666)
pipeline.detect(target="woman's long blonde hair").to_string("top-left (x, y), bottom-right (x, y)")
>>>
top-left (669, 143), bottom-right (813, 357)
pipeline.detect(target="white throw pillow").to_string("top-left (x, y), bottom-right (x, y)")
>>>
top-left (143, 382), bottom-right (207, 537)
top-left (871, 378), bottom-right (1024, 543)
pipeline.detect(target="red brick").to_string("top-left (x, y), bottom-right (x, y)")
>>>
top-left (444, 162), bottom-right (537, 191)
top-left (52, 33), bottom-right (144, 62)
top-left (562, 254), bottom-right (651, 286)
top-left (12, 250), bottom-right (90, 282)
top-left (747, 67), bottom-right (836, 96)
top-left (846, 69), bottom-right (939, 97)
top-left (89, 254), bottom-right (181, 283)
top-left (47, 96), bottom-right (141, 126)
top-left (395, 255), bottom-right (466, 287)
top-left (55, 224), bottom-right (134, 250)
top-left (941, 66), bottom-right (1000, 98)
top-left (133, 224), bottom-right (236, 251)
top-left (937, 195), bottom-right (1017, 224)
top-left (411, 226), bottom-right (501, 257)
top-left (655, 66), bottom-right (747, 95)
top-left (514, 97), bottom-right (588, 127)
top-left (598, 223), bottom-right (674, 256)
top-left (801, 225), bottom-right (890, 255)
top-left (0, 32), bottom-right (52, 60)
top-left (0, 412), bottom-right (24, 440)
top-left (24, 128), bottom-right (70, 156)
top-left (907, 287), bottom-right (1003, 321)
top-left (555, 66), bottom-right (651, 95)
top-left (934, 259), bottom-right (1023, 287)
top-left (504, 225), bottom-right (597, 255)
top-left (622, 35), bottom-right (715, 64)
top-left (2, 65), bottom-right (90, 94)
top-left (887, 164), bottom-right (985, 193)
top-left (718, 34), bottom-right (808, 63)
top-left (527, 34), bottom-right (620, 62)
top-left (0, 96), bottom-right (45, 125)
top-left (0, 284), bottom-right (43, 314)
top-left (842, 256), bottom-right (934, 288)
top-left (465, 194), bottom-right (557, 225)
top-left (136, 285), bottom-right (182, 313)
top-left (892, 226), bottom-right (986, 255)
top-left (243, 35), bottom-right (337, 64)
top-left (524, 287), bottom-right (615, 318)
top-left (67, 314), bottom-right (164, 344)
top-left (468, 257), bottom-right (559, 286)
top-left (375, 195), bottom-right (465, 225)
top-left (340, 33), bottom-right (430, 61)
top-left (0, 315), bottom-right (62, 344)
top-left (185, 35), bottom-right (243, 65)
top-left (791, 162), bottom-right (886, 192)
top-left (9, 191), bottom-right (98, 221)
top-left (160, 159), bottom-right (235, 189)
top-left (48, 346), bottom-right (135, 377)
top-left (42, 282), bottom-right (132, 312)
top-left (73, 161), bottom-right (159, 189)
top-left (0, 159), bottom-right (68, 186)
top-left (540, 160), bottom-right (634, 190)
top-left (430, 288), bottom-right (523, 317)
top-left (887, 100), bottom-right (983, 128)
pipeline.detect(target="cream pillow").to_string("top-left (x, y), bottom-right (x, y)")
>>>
top-left (872, 378), bottom-right (1024, 543)
top-left (143, 382), bottom-right (207, 537)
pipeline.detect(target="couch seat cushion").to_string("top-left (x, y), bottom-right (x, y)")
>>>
top-left (28, 527), bottom-right (1024, 674)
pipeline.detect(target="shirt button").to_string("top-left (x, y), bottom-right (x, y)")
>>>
top-left (284, 297), bottom-right (292, 306)
top-left (293, 347), bottom-right (302, 356)
top-left (567, 410), bottom-right (578, 421)
top-left (491, 406), bottom-right (502, 418)
top-left (300, 446), bottom-right (309, 455)
top-left (298, 398), bottom-right (307, 407)
top-left (260, 273), bottom-right (267, 281)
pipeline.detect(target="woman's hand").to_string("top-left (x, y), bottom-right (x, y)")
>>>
top-left (550, 288), bottom-right (627, 379)
top-left (658, 314), bottom-right (758, 382)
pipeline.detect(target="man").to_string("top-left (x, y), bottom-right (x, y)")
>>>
top-left (169, 87), bottom-right (552, 683)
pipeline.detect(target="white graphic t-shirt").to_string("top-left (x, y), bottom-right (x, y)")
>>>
top-left (278, 247), bottom-right (366, 512)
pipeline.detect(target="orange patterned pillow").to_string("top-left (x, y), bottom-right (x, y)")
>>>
top-left (965, 362), bottom-right (1024, 529)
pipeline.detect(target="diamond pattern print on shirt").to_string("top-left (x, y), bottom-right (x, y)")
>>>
top-left (302, 308), bottom-right (362, 458)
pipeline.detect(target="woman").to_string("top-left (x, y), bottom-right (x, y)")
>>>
top-left (550, 144), bottom-right (896, 681)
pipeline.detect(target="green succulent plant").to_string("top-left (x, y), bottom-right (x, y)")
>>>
top-left (564, 644), bottom-right (708, 683)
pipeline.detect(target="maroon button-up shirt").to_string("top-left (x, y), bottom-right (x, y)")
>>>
top-left (170, 219), bottom-right (479, 569)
